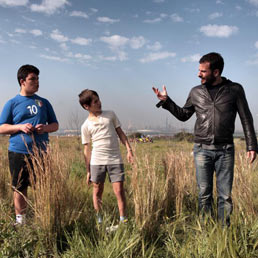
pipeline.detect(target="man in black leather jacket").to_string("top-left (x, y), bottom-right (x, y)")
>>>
top-left (153, 52), bottom-right (257, 226)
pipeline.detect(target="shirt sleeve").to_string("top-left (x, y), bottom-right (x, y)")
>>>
top-left (81, 122), bottom-right (91, 144)
top-left (111, 111), bottom-right (121, 128)
top-left (46, 100), bottom-right (58, 124)
top-left (0, 100), bottom-right (13, 125)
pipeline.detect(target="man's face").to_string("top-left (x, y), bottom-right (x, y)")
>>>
top-left (86, 95), bottom-right (102, 113)
top-left (20, 73), bottom-right (39, 95)
top-left (198, 62), bottom-right (216, 85)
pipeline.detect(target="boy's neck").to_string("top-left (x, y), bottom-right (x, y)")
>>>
top-left (89, 110), bottom-right (102, 117)
top-left (20, 92), bottom-right (35, 97)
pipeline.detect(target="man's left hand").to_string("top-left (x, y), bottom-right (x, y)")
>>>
top-left (247, 150), bottom-right (256, 163)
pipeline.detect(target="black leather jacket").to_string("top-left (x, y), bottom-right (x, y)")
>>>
top-left (158, 78), bottom-right (258, 151)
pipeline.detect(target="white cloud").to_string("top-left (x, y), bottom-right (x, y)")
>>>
top-left (22, 16), bottom-right (35, 22)
top-left (144, 13), bottom-right (168, 23)
top-left (139, 51), bottom-right (176, 63)
top-left (71, 37), bottom-right (92, 46)
top-left (160, 13), bottom-right (168, 18)
top-left (74, 53), bottom-right (92, 60)
top-left (10, 39), bottom-right (20, 44)
top-left (50, 29), bottom-right (68, 42)
top-left (40, 54), bottom-right (68, 62)
top-left (70, 11), bottom-right (88, 19)
top-left (255, 41), bottom-right (258, 49)
top-left (100, 35), bottom-right (130, 61)
top-left (170, 13), bottom-right (183, 22)
top-left (235, 5), bottom-right (242, 11)
top-left (97, 17), bottom-right (120, 24)
top-left (100, 35), bottom-right (129, 48)
top-left (181, 53), bottom-right (201, 63)
top-left (186, 8), bottom-right (200, 13)
top-left (100, 34), bottom-right (146, 50)
top-left (90, 8), bottom-right (98, 13)
top-left (200, 24), bottom-right (238, 38)
top-left (117, 50), bottom-right (128, 61)
top-left (30, 29), bottom-right (42, 36)
top-left (208, 12), bottom-right (223, 20)
top-left (15, 28), bottom-right (26, 33)
top-left (60, 42), bottom-right (68, 51)
top-left (99, 52), bottom-right (127, 62)
top-left (143, 17), bottom-right (162, 24)
top-left (130, 36), bottom-right (146, 49)
top-left (0, 0), bottom-right (28, 7)
top-left (30, 0), bottom-right (69, 15)
top-left (153, 0), bottom-right (165, 3)
top-left (104, 30), bottom-right (111, 36)
top-left (216, 0), bottom-right (223, 4)
top-left (248, 0), bottom-right (258, 7)
top-left (147, 41), bottom-right (162, 51)
top-left (99, 55), bottom-right (117, 61)
top-left (66, 52), bottom-right (92, 62)
top-left (15, 28), bottom-right (42, 37)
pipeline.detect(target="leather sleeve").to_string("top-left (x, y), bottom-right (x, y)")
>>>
top-left (159, 93), bottom-right (195, 122)
top-left (236, 84), bottom-right (258, 152)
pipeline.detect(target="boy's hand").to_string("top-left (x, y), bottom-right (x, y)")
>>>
top-left (86, 172), bottom-right (91, 186)
top-left (20, 123), bottom-right (34, 134)
top-left (127, 150), bottom-right (134, 164)
top-left (35, 124), bottom-right (45, 134)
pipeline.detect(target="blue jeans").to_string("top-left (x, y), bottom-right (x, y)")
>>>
top-left (193, 144), bottom-right (234, 226)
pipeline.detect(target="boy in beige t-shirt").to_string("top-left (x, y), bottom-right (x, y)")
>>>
top-left (79, 89), bottom-right (133, 224)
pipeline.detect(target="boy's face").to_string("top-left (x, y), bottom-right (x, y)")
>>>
top-left (85, 95), bottom-right (102, 114)
top-left (20, 72), bottom-right (39, 96)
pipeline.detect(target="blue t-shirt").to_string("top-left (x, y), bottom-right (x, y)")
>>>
top-left (0, 94), bottom-right (58, 154)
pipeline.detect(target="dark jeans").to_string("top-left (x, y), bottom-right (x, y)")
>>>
top-left (193, 144), bottom-right (234, 226)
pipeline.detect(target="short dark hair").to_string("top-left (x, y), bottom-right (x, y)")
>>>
top-left (17, 64), bottom-right (40, 86)
top-left (199, 52), bottom-right (224, 75)
top-left (78, 89), bottom-right (99, 109)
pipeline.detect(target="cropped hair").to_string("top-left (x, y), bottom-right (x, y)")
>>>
top-left (78, 89), bottom-right (99, 109)
top-left (17, 64), bottom-right (40, 86)
top-left (199, 52), bottom-right (224, 75)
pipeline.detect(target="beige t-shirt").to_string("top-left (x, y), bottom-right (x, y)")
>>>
top-left (81, 110), bottom-right (123, 165)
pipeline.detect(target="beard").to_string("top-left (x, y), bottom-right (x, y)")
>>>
top-left (200, 74), bottom-right (216, 85)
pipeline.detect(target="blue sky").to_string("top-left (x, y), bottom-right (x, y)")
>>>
top-left (1, 0), bottom-right (258, 131)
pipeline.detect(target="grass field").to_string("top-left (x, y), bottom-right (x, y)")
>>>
top-left (0, 135), bottom-right (257, 257)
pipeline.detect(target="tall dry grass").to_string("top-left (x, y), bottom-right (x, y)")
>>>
top-left (130, 140), bottom-right (258, 237)
top-left (130, 146), bottom-right (196, 236)
top-left (0, 136), bottom-right (258, 256)
top-left (26, 142), bottom-right (90, 242)
top-left (0, 137), bottom-right (11, 202)
top-left (232, 148), bottom-right (258, 215)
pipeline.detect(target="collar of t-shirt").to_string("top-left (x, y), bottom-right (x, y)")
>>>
top-left (205, 79), bottom-right (225, 101)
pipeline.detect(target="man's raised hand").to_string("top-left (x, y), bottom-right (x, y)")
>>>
top-left (152, 85), bottom-right (168, 101)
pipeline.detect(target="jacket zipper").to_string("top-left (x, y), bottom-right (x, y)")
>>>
top-left (212, 86), bottom-right (225, 144)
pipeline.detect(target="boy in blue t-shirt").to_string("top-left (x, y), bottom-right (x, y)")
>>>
top-left (0, 64), bottom-right (58, 225)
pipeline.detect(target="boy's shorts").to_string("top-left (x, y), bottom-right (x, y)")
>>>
top-left (8, 151), bottom-right (33, 191)
top-left (90, 164), bottom-right (125, 183)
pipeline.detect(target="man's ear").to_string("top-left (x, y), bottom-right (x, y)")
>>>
top-left (213, 69), bottom-right (220, 78)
